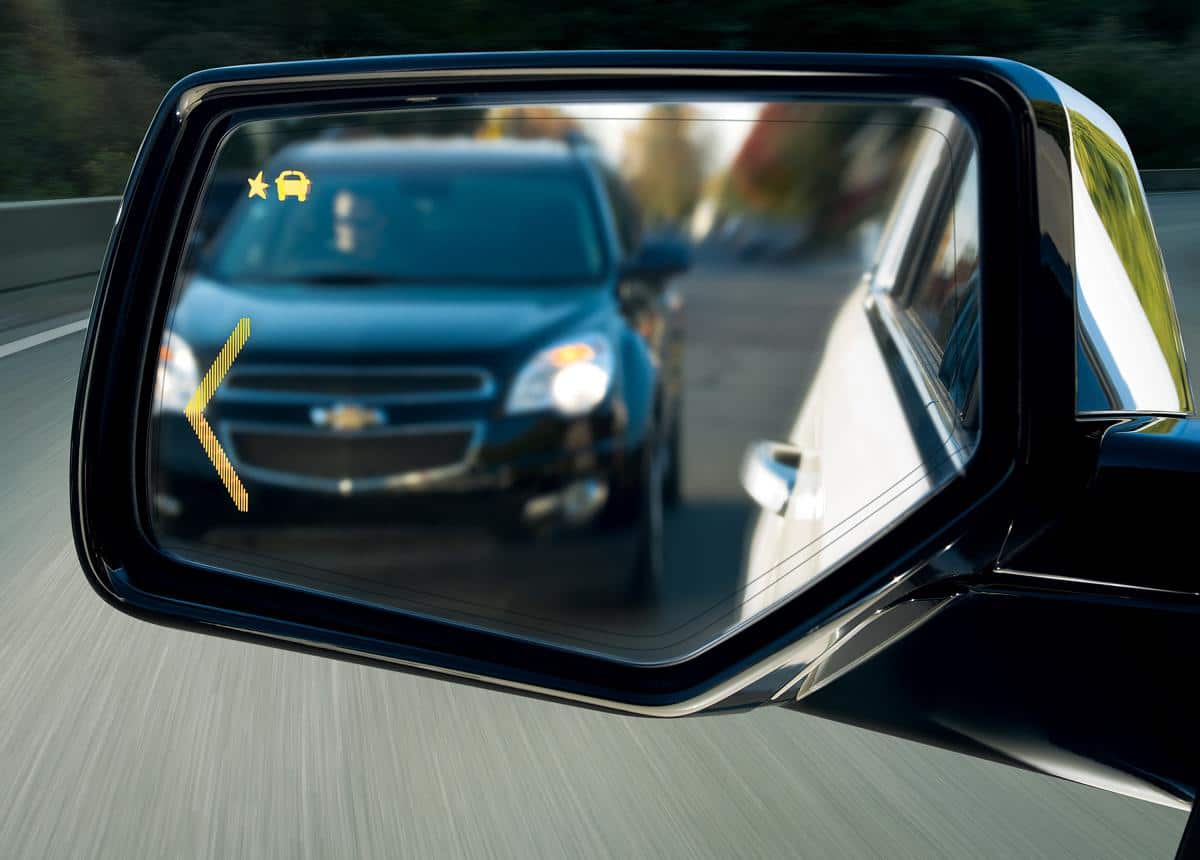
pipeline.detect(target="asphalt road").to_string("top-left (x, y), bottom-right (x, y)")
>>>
top-left (1, 194), bottom-right (1197, 859)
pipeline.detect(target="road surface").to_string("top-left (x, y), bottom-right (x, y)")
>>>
top-left (0, 194), bottom-right (1196, 859)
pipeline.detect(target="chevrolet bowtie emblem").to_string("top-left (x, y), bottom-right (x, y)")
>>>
top-left (184, 318), bottom-right (251, 512)
top-left (311, 403), bottom-right (385, 433)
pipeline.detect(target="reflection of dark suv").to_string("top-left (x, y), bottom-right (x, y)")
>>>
top-left (153, 138), bottom-right (689, 593)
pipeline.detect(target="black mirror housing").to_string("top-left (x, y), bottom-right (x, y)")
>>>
top-left (69, 49), bottom-right (1200, 814)
top-left (71, 49), bottom-right (1029, 710)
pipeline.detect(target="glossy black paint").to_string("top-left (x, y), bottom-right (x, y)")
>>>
top-left (1003, 415), bottom-right (1200, 593)
top-left (70, 51), bottom-right (1200, 816)
top-left (796, 418), bottom-right (1200, 808)
top-left (796, 572), bottom-right (1200, 805)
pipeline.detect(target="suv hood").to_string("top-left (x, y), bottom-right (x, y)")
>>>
top-left (171, 274), bottom-right (616, 362)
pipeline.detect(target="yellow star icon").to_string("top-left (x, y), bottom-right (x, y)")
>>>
top-left (246, 170), bottom-right (268, 199)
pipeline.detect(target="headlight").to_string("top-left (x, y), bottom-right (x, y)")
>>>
top-left (506, 334), bottom-right (614, 417)
top-left (154, 331), bottom-right (199, 414)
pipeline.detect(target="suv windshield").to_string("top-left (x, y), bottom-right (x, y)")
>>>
top-left (209, 167), bottom-right (609, 285)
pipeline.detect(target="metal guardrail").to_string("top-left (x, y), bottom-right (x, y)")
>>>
top-left (1142, 170), bottom-right (1200, 193)
top-left (0, 196), bottom-right (119, 293)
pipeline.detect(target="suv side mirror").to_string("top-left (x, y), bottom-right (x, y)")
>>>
top-left (70, 51), bottom-right (1200, 819)
top-left (625, 233), bottom-right (692, 281)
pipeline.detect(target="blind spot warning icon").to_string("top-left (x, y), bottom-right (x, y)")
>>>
top-left (184, 317), bottom-right (251, 512)
top-left (275, 170), bottom-right (311, 201)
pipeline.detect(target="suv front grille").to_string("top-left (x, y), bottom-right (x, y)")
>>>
top-left (232, 427), bottom-right (475, 481)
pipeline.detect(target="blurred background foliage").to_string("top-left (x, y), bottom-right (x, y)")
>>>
top-left (1, 0), bottom-right (1197, 200)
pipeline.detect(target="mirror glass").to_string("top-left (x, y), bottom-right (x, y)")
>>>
top-left (148, 97), bottom-right (980, 664)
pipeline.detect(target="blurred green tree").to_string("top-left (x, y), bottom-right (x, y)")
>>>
top-left (623, 105), bottom-right (708, 224)
top-left (2, 0), bottom-right (1196, 200)
top-left (1070, 108), bottom-right (1190, 406)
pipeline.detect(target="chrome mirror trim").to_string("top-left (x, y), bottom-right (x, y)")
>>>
top-left (1033, 74), bottom-right (1191, 415)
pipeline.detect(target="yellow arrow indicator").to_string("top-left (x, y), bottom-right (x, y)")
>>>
top-left (184, 317), bottom-right (250, 512)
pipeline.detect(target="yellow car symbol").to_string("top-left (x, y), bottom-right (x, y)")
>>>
top-left (274, 170), bottom-right (311, 202)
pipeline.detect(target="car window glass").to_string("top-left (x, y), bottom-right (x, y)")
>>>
top-left (939, 153), bottom-right (981, 416)
top-left (212, 170), bottom-right (607, 284)
top-left (909, 189), bottom-right (958, 349)
top-left (906, 151), bottom-right (980, 415)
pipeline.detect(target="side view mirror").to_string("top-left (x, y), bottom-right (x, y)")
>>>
top-left (625, 232), bottom-right (692, 281)
top-left (71, 51), bottom-right (1199, 819)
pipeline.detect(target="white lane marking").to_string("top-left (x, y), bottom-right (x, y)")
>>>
top-left (0, 317), bottom-right (89, 359)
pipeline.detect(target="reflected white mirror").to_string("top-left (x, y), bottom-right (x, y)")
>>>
top-left (149, 97), bottom-right (980, 664)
